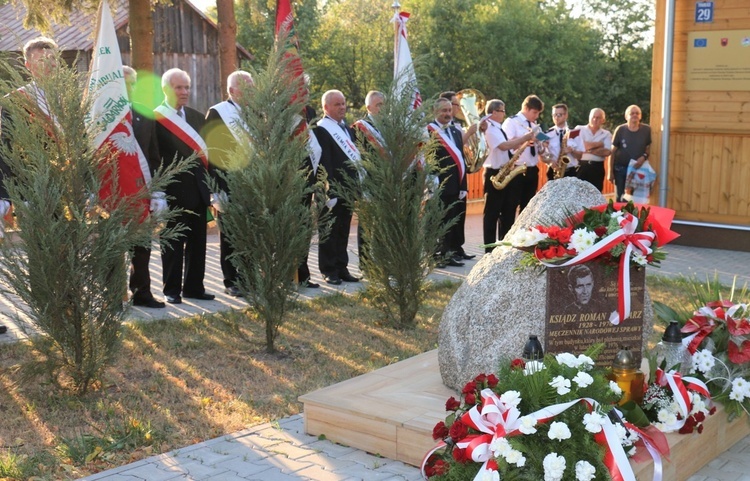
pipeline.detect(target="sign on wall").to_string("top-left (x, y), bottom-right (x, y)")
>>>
top-left (686, 30), bottom-right (750, 91)
top-left (695, 2), bottom-right (714, 24)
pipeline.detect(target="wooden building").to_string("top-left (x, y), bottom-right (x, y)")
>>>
top-left (651, 0), bottom-right (750, 251)
top-left (0, 0), bottom-right (252, 113)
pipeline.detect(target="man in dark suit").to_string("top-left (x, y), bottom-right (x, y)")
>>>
top-left (154, 68), bottom-right (214, 304)
top-left (203, 70), bottom-right (255, 297)
top-left (314, 89), bottom-right (361, 285)
top-left (429, 97), bottom-right (467, 268)
top-left (123, 66), bottom-right (165, 308)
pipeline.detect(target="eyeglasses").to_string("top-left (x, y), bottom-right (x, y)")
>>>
top-left (553, 113), bottom-right (566, 117)
top-left (451, 103), bottom-right (460, 107)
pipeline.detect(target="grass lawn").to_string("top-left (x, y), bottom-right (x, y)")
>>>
top-left (0, 275), bottom-right (714, 480)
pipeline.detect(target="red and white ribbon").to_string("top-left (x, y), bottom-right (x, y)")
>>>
top-left (539, 212), bottom-right (655, 325)
top-left (654, 369), bottom-right (711, 432)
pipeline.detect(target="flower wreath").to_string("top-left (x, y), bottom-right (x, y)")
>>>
top-left (506, 201), bottom-right (679, 325)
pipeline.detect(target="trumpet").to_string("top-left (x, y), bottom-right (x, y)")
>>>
top-left (455, 89), bottom-right (488, 174)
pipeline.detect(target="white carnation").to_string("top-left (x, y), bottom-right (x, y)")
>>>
top-left (609, 381), bottom-right (623, 396)
top-left (576, 355), bottom-right (595, 370)
top-left (524, 360), bottom-right (546, 375)
top-left (556, 353), bottom-right (580, 368)
top-left (490, 437), bottom-right (512, 457)
top-left (573, 371), bottom-right (594, 388)
top-left (478, 469), bottom-right (500, 481)
top-left (500, 390), bottom-right (522, 408)
top-left (505, 449), bottom-right (526, 467)
top-left (543, 453), bottom-right (566, 481)
top-left (511, 227), bottom-right (548, 247)
top-left (519, 415), bottom-right (538, 434)
top-left (550, 376), bottom-right (571, 395)
top-left (575, 460), bottom-right (596, 481)
top-left (582, 412), bottom-right (606, 433)
top-left (548, 421), bottom-right (572, 441)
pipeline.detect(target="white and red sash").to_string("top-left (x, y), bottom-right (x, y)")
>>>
top-left (211, 100), bottom-right (248, 144)
top-left (428, 122), bottom-right (465, 179)
top-left (317, 116), bottom-right (361, 162)
top-left (154, 104), bottom-right (209, 168)
top-left (352, 118), bottom-right (385, 151)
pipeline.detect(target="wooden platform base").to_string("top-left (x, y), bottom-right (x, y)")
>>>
top-left (300, 350), bottom-right (750, 480)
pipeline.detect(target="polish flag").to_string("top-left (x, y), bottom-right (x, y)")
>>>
top-left (392, 11), bottom-right (422, 110)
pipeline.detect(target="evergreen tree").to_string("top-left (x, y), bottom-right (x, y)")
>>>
top-left (214, 32), bottom-right (323, 353)
top-left (337, 88), bottom-right (449, 329)
top-left (0, 56), bottom-right (187, 395)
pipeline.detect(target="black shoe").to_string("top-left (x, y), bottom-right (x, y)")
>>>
top-left (301, 279), bottom-right (320, 288)
top-left (0, 325), bottom-right (7, 334)
top-left (323, 275), bottom-right (342, 285)
top-left (461, 253), bottom-right (476, 260)
top-left (447, 258), bottom-right (465, 267)
top-left (184, 292), bottom-right (216, 301)
top-left (436, 261), bottom-right (447, 268)
top-left (133, 297), bottom-right (166, 308)
top-left (340, 273), bottom-right (360, 283)
top-left (165, 295), bottom-right (182, 304)
top-left (224, 286), bottom-right (242, 297)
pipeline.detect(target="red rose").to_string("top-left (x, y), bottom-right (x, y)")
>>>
top-left (728, 340), bottom-right (750, 364)
top-left (694, 411), bottom-right (706, 423)
top-left (554, 245), bottom-right (567, 258)
top-left (432, 421), bottom-right (449, 440)
top-left (709, 406), bottom-right (717, 415)
top-left (462, 381), bottom-right (477, 394)
top-left (452, 446), bottom-right (469, 463)
top-left (432, 459), bottom-right (449, 475)
top-left (445, 397), bottom-right (461, 411)
top-left (449, 420), bottom-right (469, 441)
top-left (464, 392), bottom-right (476, 405)
top-left (697, 424), bottom-right (704, 434)
top-left (474, 373), bottom-right (487, 384)
top-left (487, 374), bottom-right (499, 387)
top-left (594, 226), bottom-right (607, 237)
top-left (510, 358), bottom-right (526, 370)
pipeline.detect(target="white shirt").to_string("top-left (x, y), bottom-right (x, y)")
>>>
top-left (547, 125), bottom-right (584, 169)
top-left (576, 124), bottom-right (612, 162)
top-left (502, 113), bottom-right (539, 167)
top-left (483, 119), bottom-right (510, 169)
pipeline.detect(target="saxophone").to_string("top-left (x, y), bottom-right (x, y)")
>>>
top-left (552, 132), bottom-right (571, 180)
top-left (490, 143), bottom-right (528, 190)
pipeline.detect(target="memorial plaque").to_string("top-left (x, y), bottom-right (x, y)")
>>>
top-left (544, 262), bottom-right (646, 366)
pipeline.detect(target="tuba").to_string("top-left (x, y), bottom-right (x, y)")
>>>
top-left (455, 89), bottom-right (488, 174)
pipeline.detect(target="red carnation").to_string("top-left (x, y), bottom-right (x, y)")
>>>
top-left (557, 227), bottom-right (573, 244)
top-left (462, 381), bottom-right (477, 394)
top-left (697, 424), bottom-right (704, 434)
top-left (510, 358), bottom-right (526, 370)
top-left (710, 406), bottom-right (717, 415)
top-left (449, 420), bottom-right (469, 441)
top-left (452, 446), bottom-right (469, 463)
top-left (432, 421), bottom-right (449, 440)
top-left (445, 397), bottom-right (461, 412)
top-left (487, 374), bottom-right (499, 387)
top-left (694, 411), bottom-right (706, 423)
top-left (464, 392), bottom-right (476, 405)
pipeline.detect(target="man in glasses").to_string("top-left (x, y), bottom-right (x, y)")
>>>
top-left (546, 104), bottom-right (583, 180)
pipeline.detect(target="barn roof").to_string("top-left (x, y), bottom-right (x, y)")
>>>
top-left (0, 0), bottom-right (252, 59)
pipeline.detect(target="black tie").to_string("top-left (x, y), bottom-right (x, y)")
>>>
top-left (176, 109), bottom-right (183, 118)
top-left (528, 120), bottom-right (536, 156)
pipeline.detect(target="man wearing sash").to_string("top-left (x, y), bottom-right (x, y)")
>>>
top-left (501, 94), bottom-right (545, 226)
top-left (123, 66), bottom-right (166, 308)
top-left (203, 70), bottom-right (254, 298)
top-left (429, 97), bottom-right (466, 268)
top-left (314, 89), bottom-right (361, 285)
top-left (0, 36), bottom-right (59, 334)
top-left (154, 68), bottom-right (214, 304)
top-left (351, 90), bottom-right (385, 272)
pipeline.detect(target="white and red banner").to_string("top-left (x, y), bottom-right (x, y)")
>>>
top-left (392, 11), bottom-right (421, 111)
top-left (87, 0), bottom-right (150, 212)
